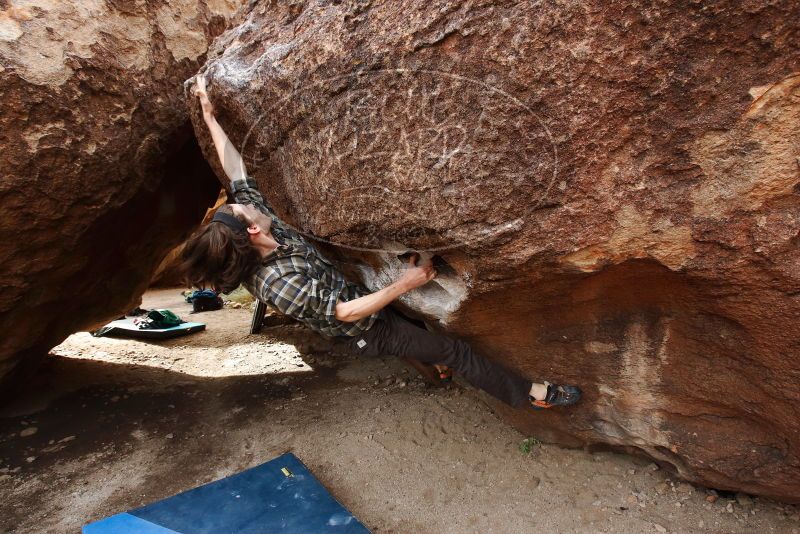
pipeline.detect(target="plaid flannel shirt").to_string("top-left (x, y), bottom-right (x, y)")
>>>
top-left (232, 177), bottom-right (377, 337)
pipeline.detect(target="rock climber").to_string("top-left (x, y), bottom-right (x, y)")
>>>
top-left (180, 74), bottom-right (582, 411)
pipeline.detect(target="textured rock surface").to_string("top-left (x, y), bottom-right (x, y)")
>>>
top-left (190, 0), bottom-right (800, 500)
top-left (150, 189), bottom-right (227, 287)
top-left (0, 0), bottom-right (241, 388)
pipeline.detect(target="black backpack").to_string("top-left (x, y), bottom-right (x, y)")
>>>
top-left (186, 289), bottom-right (223, 313)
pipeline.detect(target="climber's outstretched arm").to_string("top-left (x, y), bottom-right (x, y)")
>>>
top-left (193, 74), bottom-right (248, 184)
top-left (335, 255), bottom-right (436, 322)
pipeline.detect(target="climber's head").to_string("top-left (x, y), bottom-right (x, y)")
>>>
top-left (230, 202), bottom-right (273, 237)
top-left (180, 203), bottom-right (265, 293)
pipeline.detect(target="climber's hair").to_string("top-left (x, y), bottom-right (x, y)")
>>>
top-left (180, 204), bottom-right (260, 294)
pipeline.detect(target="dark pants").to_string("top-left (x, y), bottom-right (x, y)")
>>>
top-left (346, 308), bottom-right (532, 407)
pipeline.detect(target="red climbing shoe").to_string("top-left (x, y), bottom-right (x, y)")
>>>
top-left (435, 365), bottom-right (453, 384)
top-left (401, 357), bottom-right (445, 387)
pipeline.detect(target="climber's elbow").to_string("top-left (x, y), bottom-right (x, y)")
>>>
top-left (335, 301), bottom-right (359, 323)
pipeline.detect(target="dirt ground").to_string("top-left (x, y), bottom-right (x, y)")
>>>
top-left (1, 288), bottom-right (799, 534)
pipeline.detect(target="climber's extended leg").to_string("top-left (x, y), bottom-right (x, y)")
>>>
top-left (347, 307), bottom-right (581, 409)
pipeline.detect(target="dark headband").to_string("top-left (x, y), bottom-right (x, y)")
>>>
top-left (211, 211), bottom-right (247, 234)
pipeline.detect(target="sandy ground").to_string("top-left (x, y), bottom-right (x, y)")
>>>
top-left (1, 288), bottom-right (799, 534)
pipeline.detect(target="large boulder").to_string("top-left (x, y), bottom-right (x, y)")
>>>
top-left (150, 189), bottom-right (227, 287)
top-left (0, 0), bottom-right (242, 388)
top-left (189, 0), bottom-right (800, 500)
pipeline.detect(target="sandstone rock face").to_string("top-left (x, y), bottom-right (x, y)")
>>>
top-left (150, 189), bottom-right (227, 287)
top-left (191, 0), bottom-right (800, 500)
top-left (0, 0), bottom-right (241, 387)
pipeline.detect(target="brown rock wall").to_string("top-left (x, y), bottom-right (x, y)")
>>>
top-left (189, 0), bottom-right (800, 500)
top-left (0, 0), bottom-right (242, 388)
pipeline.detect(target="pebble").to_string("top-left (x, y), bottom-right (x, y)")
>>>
top-left (59, 436), bottom-right (76, 443)
top-left (676, 482), bottom-right (694, 493)
top-left (627, 469), bottom-right (636, 475)
top-left (166, 433), bottom-right (174, 439)
top-left (647, 462), bottom-right (660, 472)
top-left (653, 523), bottom-right (667, 533)
top-left (726, 502), bottom-right (734, 513)
top-left (19, 427), bottom-right (38, 438)
top-left (656, 482), bottom-right (669, 494)
top-left (25, 456), bottom-right (36, 463)
top-left (110, 396), bottom-right (120, 402)
top-left (706, 495), bottom-right (718, 503)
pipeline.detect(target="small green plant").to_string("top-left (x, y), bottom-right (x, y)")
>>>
top-left (519, 437), bottom-right (541, 454)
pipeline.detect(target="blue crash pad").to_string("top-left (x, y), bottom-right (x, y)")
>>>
top-left (83, 453), bottom-right (369, 533)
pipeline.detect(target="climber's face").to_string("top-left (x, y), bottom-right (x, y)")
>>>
top-left (230, 203), bottom-right (272, 237)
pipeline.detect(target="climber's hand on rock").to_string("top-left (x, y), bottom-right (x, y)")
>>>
top-left (194, 74), bottom-right (215, 118)
top-left (400, 254), bottom-right (437, 291)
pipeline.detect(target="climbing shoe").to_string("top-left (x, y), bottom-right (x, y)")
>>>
top-left (400, 357), bottom-right (444, 387)
top-left (435, 365), bottom-right (453, 384)
top-left (530, 382), bottom-right (582, 409)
